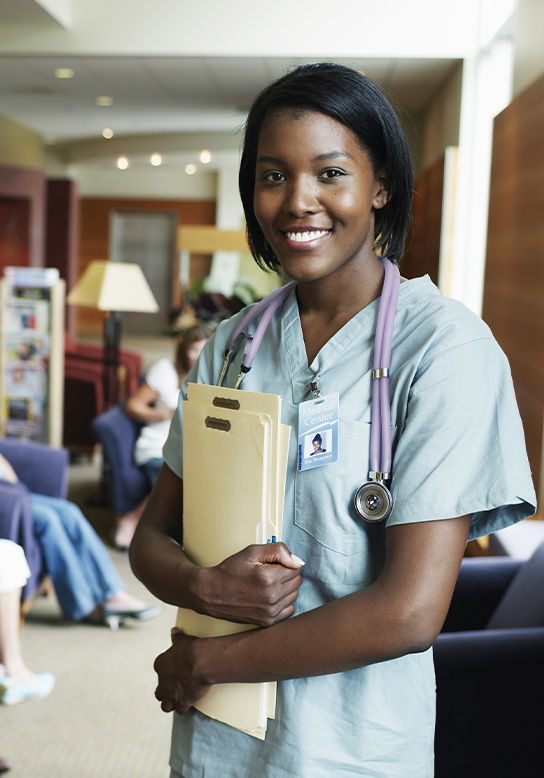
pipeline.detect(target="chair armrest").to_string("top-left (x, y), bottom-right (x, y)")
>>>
top-left (0, 481), bottom-right (45, 601)
top-left (441, 556), bottom-right (521, 632)
top-left (0, 439), bottom-right (69, 499)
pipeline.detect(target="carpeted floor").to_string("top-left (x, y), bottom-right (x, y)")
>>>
top-left (1, 452), bottom-right (176, 777)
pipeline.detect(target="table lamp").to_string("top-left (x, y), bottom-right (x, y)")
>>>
top-left (67, 260), bottom-right (159, 407)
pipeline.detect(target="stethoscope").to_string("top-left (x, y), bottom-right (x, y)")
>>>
top-left (217, 258), bottom-right (400, 523)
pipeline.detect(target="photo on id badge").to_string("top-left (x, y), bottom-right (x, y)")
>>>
top-left (298, 393), bottom-right (339, 471)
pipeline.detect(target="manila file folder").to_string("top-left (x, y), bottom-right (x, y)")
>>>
top-left (177, 384), bottom-right (290, 738)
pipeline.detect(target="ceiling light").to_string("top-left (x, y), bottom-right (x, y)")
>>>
top-left (185, 164), bottom-right (196, 175)
top-left (117, 156), bottom-right (129, 170)
top-left (102, 128), bottom-right (114, 139)
top-left (200, 150), bottom-right (212, 164)
top-left (54, 67), bottom-right (74, 79)
top-left (151, 153), bottom-right (162, 166)
top-left (96, 95), bottom-right (114, 106)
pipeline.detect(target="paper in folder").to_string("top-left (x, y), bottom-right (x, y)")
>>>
top-left (176, 382), bottom-right (290, 739)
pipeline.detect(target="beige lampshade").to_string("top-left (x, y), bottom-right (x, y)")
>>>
top-left (67, 260), bottom-right (159, 312)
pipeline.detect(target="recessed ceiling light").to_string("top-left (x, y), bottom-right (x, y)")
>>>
top-left (54, 67), bottom-right (74, 79)
top-left (151, 153), bottom-right (162, 166)
top-left (185, 164), bottom-right (196, 175)
top-left (117, 156), bottom-right (128, 170)
top-left (102, 128), bottom-right (114, 139)
top-left (96, 95), bottom-right (114, 106)
top-left (200, 149), bottom-right (212, 164)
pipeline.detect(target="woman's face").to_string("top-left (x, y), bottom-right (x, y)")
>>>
top-left (186, 339), bottom-right (207, 370)
top-left (253, 110), bottom-right (387, 286)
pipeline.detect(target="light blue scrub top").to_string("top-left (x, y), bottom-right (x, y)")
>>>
top-left (163, 276), bottom-right (536, 778)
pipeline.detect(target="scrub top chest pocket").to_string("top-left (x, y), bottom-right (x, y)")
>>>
top-left (294, 419), bottom-right (378, 558)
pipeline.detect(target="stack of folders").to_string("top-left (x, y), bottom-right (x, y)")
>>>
top-left (176, 382), bottom-right (291, 739)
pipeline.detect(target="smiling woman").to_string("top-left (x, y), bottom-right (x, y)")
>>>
top-left (129, 62), bottom-right (536, 778)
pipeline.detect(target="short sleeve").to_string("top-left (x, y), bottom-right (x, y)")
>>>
top-left (388, 335), bottom-right (536, 539)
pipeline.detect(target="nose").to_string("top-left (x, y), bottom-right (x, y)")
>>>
top-left (284, 175), bottom-right (318, 217)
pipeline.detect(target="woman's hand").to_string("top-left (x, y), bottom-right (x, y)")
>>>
top-left (154, 628), bottom-right (210, 714)
top-left (199, 542), bottom-right (304, 628)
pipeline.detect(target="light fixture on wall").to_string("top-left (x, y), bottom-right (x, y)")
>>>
top-left (67, 260), bottom-right (158, 408)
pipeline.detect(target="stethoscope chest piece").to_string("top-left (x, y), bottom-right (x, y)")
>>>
top-left (354, 481), bottom-right (393, 523)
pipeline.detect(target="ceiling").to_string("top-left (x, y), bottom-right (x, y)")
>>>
top-left (0, 0), bottom-right (460, 169)
top-left (0, 54), bottom-right (459, 167)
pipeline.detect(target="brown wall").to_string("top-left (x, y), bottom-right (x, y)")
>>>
top-left (0, 166), bottom-right (45, 270)
top-left (400, 153), bottom-right (444, 284)
top-left (77, 198), bottom-right (216, 337)
top-left (482, 72), bottom-right (544, 503)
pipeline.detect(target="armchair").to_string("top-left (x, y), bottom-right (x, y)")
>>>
top-left (0, 438), bottom-right (69, 603)
top-left (434, 546), bottom-right (544, 778)
top-left (63, 334), bottom-right (143, 453)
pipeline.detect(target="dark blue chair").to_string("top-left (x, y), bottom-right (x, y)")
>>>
top-left (434, 545), bottom-right (544, 777)
top-left (0, 438), bottom-right (69, 604)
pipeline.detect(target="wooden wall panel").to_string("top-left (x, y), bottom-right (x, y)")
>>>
top-left (77, 198), bottom-right (216, 337)
top-left (0, 165), bottom-right (45, 270)
top-left (482, 72), bottom-right (544, 505)
top-left (401, 153), bottom-right (444, 284)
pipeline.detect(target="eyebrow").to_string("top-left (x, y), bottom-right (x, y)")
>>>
top-left (256, 150), bottom-right (354, 164)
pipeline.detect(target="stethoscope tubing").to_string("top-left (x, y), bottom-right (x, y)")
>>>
top-left (217, 260), bottom-right (400, 521)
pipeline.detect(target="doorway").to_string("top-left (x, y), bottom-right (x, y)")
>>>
top-left (109, 211), bottom-right (177, 336)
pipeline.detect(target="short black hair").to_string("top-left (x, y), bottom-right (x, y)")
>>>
top-left (239, 62), bottom-right (414, 272)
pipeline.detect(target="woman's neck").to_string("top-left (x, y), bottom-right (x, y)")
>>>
top-left (296, 256), bottom-right (385, 365)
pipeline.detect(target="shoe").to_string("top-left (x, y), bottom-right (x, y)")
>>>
top-left (101, 603), bottom-right (164, 631)
top-left (0, 672), bottom-right (55, 706)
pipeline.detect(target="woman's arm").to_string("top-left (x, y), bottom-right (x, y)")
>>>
top-left (125, 381), bottom-right (174, 424)
top-left (129, 464), bottom-right (304, 626)
top-left (154, 514), bottom-right (471, 713)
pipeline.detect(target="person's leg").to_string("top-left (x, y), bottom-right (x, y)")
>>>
top-left (30, 494), bottom-right (161, 625)
top-left (0, 586), bottom-right (55, 705)
top-left (0, 587), bottom-right (31, 682)
top-left (142, 458), bottom-right (163, 486)
top-left (114, 498), bottom-right (148, 552)
top-left (30, 494), bottom-right (123, 620)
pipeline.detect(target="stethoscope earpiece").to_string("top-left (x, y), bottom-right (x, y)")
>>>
top-left (354, 481), bottom-right (393, 523)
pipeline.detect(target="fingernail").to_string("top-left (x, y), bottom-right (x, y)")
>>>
top-left (291, 553), bottom-right (305, 566)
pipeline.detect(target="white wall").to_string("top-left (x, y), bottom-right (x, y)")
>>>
top-left (513, 0), bottom-right (544, 95)
top-left (67, 165), bottom-right (216, 199)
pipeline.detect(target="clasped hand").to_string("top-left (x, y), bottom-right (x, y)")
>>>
top-left (154, 542), bottom-right (304, 714)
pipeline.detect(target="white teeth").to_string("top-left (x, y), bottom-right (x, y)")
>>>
top-left (286, 230), bottom-right (328, 243)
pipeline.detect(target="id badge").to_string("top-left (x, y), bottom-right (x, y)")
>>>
top-left (297, 393), bottom-right (339, 471)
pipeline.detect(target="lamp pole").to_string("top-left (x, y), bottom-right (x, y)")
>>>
top-left (103, 310), bottom-right (121, 409)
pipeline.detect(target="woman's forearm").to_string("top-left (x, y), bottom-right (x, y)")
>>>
top-left (162, 516), bottom-right (471, 700)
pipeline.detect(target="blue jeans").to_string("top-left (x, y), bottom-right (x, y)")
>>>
top-left (30, 493), bottom-right (125, 621)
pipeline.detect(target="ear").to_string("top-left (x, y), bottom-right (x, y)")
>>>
top-left (372, 172), bottom-right (389, 210)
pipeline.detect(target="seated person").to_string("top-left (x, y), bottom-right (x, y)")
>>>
top-left (0, 539), bottom-right (55, 706)
top-left (126, 324), bottom-right (212, 485)
top-left (0, 454), bottom-right (162, 628)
